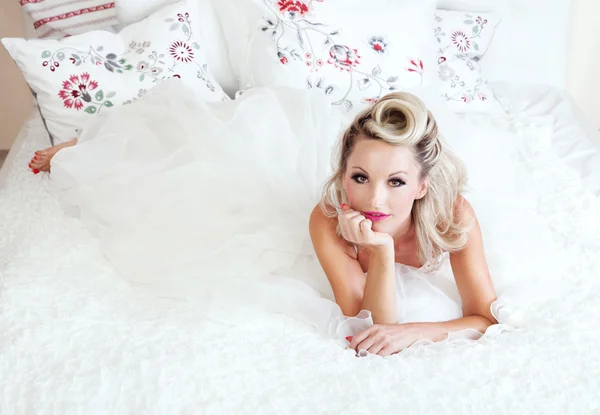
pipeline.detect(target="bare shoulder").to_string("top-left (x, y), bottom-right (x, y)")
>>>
top-left (309, 204), bottom-right (357, 259)
top-left (454, 194), bottom-right (477, 224)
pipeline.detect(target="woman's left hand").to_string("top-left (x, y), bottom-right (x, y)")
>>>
top-left (348, 323), bottom-right (427, 356)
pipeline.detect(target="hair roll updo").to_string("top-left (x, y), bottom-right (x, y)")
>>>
top-left (320, 92), bottom-right (470, 265)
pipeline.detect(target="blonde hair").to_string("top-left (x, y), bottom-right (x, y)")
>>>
top-left (320, 92), bottom-right (470, 266)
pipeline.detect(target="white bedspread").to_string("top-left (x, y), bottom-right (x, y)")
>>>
top-left (1, 99), bottom-right (600, 414)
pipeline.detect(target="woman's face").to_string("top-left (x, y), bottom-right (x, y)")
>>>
top-left (342, 135), bottom-right (427, 235)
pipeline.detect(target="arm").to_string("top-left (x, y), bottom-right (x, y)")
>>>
top-left (309, 205), bottom-right (397, 323)
top-left (361, 243), bottom-right (397, 324)
top-left (413, 196), bottom-right (497, 337)
top-left (349, 197), bottom-right (498, 355)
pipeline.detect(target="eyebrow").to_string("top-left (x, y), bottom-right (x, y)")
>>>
top-left (352, 166), bottom-right (407, 176)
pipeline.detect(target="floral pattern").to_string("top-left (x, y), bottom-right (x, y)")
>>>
top-left (258, 0), bottom-right (422, 111)
top-left (277, 0), bottom-right (310, 19)
top-left (368, 36), bottom-right (388, 55)
top-left (170, 41), bottom-right (195, 63)
top-left (58, 73), bottom-right (115, 113)
top-left (40, 8), bottom-right (221, 115)
top-left (434, 11), bottom-right (497, 109)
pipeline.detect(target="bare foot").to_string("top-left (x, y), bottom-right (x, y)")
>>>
top-left (29, 138), bottom-right (78, 174)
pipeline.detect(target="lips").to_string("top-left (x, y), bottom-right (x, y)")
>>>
top-left (363, 211), bottom-right (390, 222)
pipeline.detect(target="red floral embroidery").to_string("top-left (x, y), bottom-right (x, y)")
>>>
top-left (328, 45), bottom-right (360, 71)
top-left (406, 59), bottom-right (424, 74)
top-left (280, 56), bottom-right (288, 64)
top-left (58, 73), bottom-right (98, 110)
top-left (451, 30), bottom-right (470, 53)
top-left (169, 41), bottom-right (194, 63)
top-left (368, 36), bottom-right (387, 54)
top-left (362, 97), bottom-right (379, 105)
top-left (277, 0), bottom-right (309, 18)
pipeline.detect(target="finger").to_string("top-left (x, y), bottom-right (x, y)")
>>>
top-left (377, 345), bottom-right (396, 357)
top-left (360, 219), bottom-right (373, 236)
top-left (367, 341), bottom-right (385, 356)
top-left (349, 326), bottom-right (375, 350)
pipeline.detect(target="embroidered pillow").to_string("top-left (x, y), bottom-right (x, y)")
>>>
top-left (434, 10), bottom-right (503, 112)
top-left (3, 0), bottom-right (228, 144)
top-left (21, 0), bottom-right (119, 39)
top-left (214, 0), bottom-right (437, 115)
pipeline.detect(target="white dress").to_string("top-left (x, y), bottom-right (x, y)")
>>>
top-left (49, 79), bottom-right (558, 348)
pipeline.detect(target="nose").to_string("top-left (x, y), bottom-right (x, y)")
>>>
top-left (368, 183), bottom-right (386, 209)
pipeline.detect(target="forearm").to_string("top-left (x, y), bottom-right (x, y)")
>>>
top-left (411, 315), bottom-right (494, 342)
top-left (360, 244), bottom-right (397, 324)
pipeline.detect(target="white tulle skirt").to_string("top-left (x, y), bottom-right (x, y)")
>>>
top-left (49, 79), bottom-right (563, 345)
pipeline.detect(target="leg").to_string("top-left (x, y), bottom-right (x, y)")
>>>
top-left (29, 138), bottom-right (78, 174)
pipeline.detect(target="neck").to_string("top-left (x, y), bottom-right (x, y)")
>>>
top-left (391, 214), bottom-right (414, 248)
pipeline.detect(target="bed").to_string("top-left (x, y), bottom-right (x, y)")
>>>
top-left (2, 0), bottom-right (600, 413)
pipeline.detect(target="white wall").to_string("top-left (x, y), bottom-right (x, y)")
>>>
top-left (566, 0), bottom-right (600, 128)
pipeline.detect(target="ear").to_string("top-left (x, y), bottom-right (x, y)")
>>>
top-left (415, 179), bottom-right (428, 200)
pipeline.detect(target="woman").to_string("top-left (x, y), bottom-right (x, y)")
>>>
top-left (309, 93), bottom-right (498, 356)
top-left (46, 80), bottom-right (524, 357)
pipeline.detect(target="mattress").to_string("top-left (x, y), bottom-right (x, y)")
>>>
top-left (1, 92), bottom-right (600, 413)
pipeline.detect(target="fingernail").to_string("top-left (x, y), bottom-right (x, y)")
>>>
top-left (341, 203), bottom-right (348, 209)
top-left (345, 336), bottom-right (353, 342)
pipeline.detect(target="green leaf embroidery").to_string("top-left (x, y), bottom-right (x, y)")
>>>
top-left (41, 51), bottom-right (51, 58)
top-left (117, 69), bottom-right (123, 74)
top-left (95, 90), bottom-right (104, 101)
top-left (75, 61), bottom-right (82, 66)
top-left (119, 58), bottom-right (126, 64)
top-left (472, 26), bottom-right (480, 35)
top-left (473, 42), bottom-right (480, 51)
top-left (103, 101), bottom-right (114, 107)
top-left (140, 74), bottom-right (146, 81)
top-left (106, 91), bottom-right (117, 98)
top-left (464, 20), bottom-right (474, 24)
top-left (125, 64), bottom-right (133, 70)
top-left (97, 46), bottom-right (104, 52)
top-left (170, 23), bottom-right (180, 31)
top-left (84, 106), bottom-right (97, 114)
top-left (56, 52), bottom-right (65, 61)
top-left (192, 42), bottom-right (200, 50)
top-left (182, 24), bottom-right (190, 36)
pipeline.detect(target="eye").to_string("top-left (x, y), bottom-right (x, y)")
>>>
top-left (351, 174), bottom-right (368, 184)
top-left (389, 178), bottom-right (406, 188)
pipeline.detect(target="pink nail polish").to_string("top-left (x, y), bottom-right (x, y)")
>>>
top-left (345, 336), bottom-right (353, 342)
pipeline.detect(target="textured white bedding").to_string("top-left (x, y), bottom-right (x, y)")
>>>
top-left (1, 102), bottom-right (600, 413)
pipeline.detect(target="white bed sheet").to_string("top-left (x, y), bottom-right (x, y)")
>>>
top-left (1, 97), bottom-right (600, 413)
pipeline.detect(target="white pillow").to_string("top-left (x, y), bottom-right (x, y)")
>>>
top-left (113, 0), bottom-right (238, 97)
top-left (21, 0), bottom-right (119, 39)
top-left (214, 0), bottom-right (437, 115)
top-left (434, 10), bottom-right (502, 112)
top-left (3, 0), bottom-right (228, 144)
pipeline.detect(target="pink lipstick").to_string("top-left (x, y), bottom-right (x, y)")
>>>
top-left (363, 211), bottom-right (390, 222)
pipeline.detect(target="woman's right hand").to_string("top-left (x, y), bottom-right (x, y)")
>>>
top-left (338, 204), bottom-right (393, 248)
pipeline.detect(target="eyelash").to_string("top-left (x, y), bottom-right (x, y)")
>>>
top-left (351, 174), bottom-right (405, 188)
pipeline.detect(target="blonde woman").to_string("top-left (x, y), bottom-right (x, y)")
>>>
top-left (46, 81), bottom-right (528, 356)
top-left (309, 92), bottom-right (498, 356)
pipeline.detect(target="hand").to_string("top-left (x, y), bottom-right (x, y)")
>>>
top-left (338, 204), bottom-right (393, 248)
top-left (348, 323), bottom-right (425, 357)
